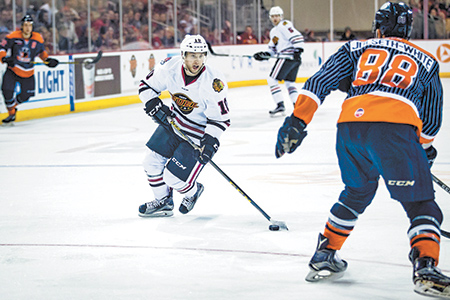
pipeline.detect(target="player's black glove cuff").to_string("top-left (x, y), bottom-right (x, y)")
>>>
top-left (46, 58), bottom-right (59, 68)
top-left (145, 97), bottom-right (173, 128)
top-left (293, 48), bottom-right (303, 61)
top-left (2, 56), bottom-right (15, 68)
top-left (275, 114), bottom-right (307, 158)
top-left (253, 51), bottom-right (271, 61)
top-left (196, 134), bottom-right (220, 164)
top-left (425, 145), bottom-right (437, 168)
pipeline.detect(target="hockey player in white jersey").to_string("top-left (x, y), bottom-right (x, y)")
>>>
top-left (138, 34), bottom-right (230, 217)
top-left (253, 6), bottom-right (304, 117)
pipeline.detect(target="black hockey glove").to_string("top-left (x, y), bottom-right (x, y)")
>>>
top-left (253, 51), bottom-right (271, 61)
top-left (293, 48), bottom-right (303, 61)
top-left (2, 56), bottom-right (15, 68)
top-left (196, 134), bottom-right (220, 164)
top-left (275, 114), bottom-right (307, 158)
top-left (425, 145), bottom-right (437, 168)
top-left (46, 58), bottom-right (59, 68)
top-left (145, 97), bottom-right (173, 128)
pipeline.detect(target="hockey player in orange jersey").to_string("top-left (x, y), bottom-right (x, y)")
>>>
top-left (275, 2), bottom-right (449, 298)
top-left (0, 15), bottom-right (59, 124)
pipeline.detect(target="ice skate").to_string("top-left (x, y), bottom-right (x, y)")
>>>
top-left (138, 191), bottom-right (174, 217)
top-left (2, 108), bottom-right (17, 125)
top-left (179, 182), bottom-right (204, 214)
top-left (410, 248), bottom-right (450, 298)
top-left (305, 233), bottom-right (348, 282)
top-left (269, 102), bottom-right (285, 117)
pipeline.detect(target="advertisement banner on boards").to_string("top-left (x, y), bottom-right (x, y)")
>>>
top-left (74, 54), bottom-right (121, 99)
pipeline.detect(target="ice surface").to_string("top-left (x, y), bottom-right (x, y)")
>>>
top-left (0, 81), bottom-right (449, 300)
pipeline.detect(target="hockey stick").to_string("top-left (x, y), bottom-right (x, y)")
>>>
top-left (33, 50), bottom-right (103, 66)
top-left (206, 42), bottom-right (293, 60)
top-left (168, 118), bottom-right (288, 231)
top-left (431, 174), bottom-right (450, 239)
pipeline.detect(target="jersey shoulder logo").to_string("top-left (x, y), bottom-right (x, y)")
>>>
top-left (272, 36), bottom-right (279, 45)
top-left (212, 78), bottom-right (224, 93)
top-left (283, 21), bottom-right (288, 26)
top-left (172, 92), bottom-right (199, 114)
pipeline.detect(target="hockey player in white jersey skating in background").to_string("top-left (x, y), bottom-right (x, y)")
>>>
top-left (138, 34), bottom-right (230, 217)
top-left (253, 6), bottom-right (304, 117)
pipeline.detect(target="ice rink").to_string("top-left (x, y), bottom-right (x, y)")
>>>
top-left (0, 81), bottom-right (449, 300)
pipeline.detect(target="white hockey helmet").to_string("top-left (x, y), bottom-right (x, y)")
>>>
top-left (180, 34), bottom-right (208, 57)
top-left (269, 6), bottom-right (284, 17)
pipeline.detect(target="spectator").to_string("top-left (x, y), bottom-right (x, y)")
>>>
top-left (132, 11), bottom-right (143, 30)
top-left (92, 11), bottom-right (109, 33)
top-left (304, 29), bottom-right (321, 42)
top-left (236, 26), bottom-right (258, 44)
top-left (0, 7), bottom-right (13, 32)
top-left (162, 26), bottom-right (175, 47)
top-left (430, 6), bottom-right (446, 39)
top-left (35, 9), bottom-right (51, 30)
top-left (340, 26), bottom-right (356, 40)
top-left (152, 27), bottom-right (164, 48)
top-left (411, 1), bottom-right (437, 39)
top-left (221, 20), bottom-right (233, 44)
top-left (261, 28), bottom-right (270, 44)
top-left (56, 7), bottom-right (79, 53)
top-left (179, 12), bottom-right (197, 36)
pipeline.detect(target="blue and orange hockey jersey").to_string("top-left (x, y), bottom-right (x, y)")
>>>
top-left (294, 37), bottom-right (443, 145)
top-left (0, 30), bottom-right (49, 78)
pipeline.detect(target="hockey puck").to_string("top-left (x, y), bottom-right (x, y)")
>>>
top-left (269, 225), bottom-right (280, 231)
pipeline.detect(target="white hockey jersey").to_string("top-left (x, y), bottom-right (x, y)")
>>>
top-left (139, 56), bottom-right (230, 145)
top-left (268, 19), bottom-right (304, 56)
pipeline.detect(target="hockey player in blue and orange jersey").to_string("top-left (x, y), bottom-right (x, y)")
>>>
top-left (275, 2), bottom-right (449, 298)
top-left (0, 14), bottom-right (59, 124)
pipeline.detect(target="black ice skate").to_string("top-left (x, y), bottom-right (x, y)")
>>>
top-left (138, 191), bottom-right (174, 217)
top-left (305, 233), bottom-right (348, 282)
top-left (2, 108), bottom-right (17, 125)
top-left (179, 182), bottom-right (204, 214)
top-left (410, 248), bottom-right (450, 298)
top-left (269, 102), bottom-right (285, 117)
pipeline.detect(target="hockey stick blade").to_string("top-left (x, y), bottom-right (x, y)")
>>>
top-left (207, 41), bottom-right (253, 59)
top-left (207, 41), bottom-right (293, 60)
top-left (168, 117), bottom-right (288, 231)
top-left (270, 219), bottom-right (289, 230)
top-left (91, 50), bottom-right (103, 64)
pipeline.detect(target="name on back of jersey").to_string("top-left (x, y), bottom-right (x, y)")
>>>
top-left (350, 39), bottom-right (433, 71)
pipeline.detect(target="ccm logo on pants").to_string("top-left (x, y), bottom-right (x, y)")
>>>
top-left (172, 157), bottom-right (187, 170)
top-left (387, 180), bottom-right (415, 186)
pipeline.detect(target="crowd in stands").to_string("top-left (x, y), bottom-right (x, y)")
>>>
top-left (0, 0), bottom-right (450, 55)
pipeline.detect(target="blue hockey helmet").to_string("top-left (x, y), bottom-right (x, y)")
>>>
top-left (372, 2), bottom-right (413, 39)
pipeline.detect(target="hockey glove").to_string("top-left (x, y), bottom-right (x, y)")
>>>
top-left (253, 51), bottom-right (271, 61)
top-left (293, 48), bottom-right (303, 61)
top-left (196, 134), bottom-right (220, 164)
top-left (424, 145), bottom-right (437, 168)
top-left (145, 97), bottom-right (173, 128)
top-left (275, 115), bottom-right (307, 158)
top-left (2, 56), bottom-right (15, 68)
top-left (45, 58), bottom-right (59, 68)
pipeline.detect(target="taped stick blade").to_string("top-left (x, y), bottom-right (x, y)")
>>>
top-left (270, 219), bottom-right (288, 231)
